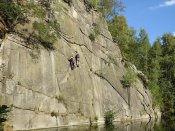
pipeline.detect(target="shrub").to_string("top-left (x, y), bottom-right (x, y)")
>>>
top-left (33, 5), bottom-right (46, 19)
top-left (94, 116), bottom-right (98, 121)
top-left (121, 69), bottom-right (135, 88)
top-left (0, 0), bottom-right (25, 30)
top-left (93, 24), bottom-right (101, 35)
top-left (90, 0), bottom-right (99, 8)
top-left (0, 105), bottom-right (10, 124)
top-left (104, 109), bottom-right (115, 126)
top-left (32, 21), bottom-right (57, 50)
top-left (89, 23), bottom-right (101, 42)
top-left (89, 33), bottom-right (95, 41)
top-left (48, 20), bottom-right (61, 38)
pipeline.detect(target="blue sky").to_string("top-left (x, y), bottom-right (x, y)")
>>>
top-left (122, 0), bottom-right (175, 44)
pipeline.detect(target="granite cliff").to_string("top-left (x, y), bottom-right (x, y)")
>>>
top-left (0, 0), bottom-right (159, 130)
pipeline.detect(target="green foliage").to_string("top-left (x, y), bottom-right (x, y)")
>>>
top-left (48, 20), bottom-right (61, 37)
top-left (159, 80), bottom-right (174, 119)
top-left (148, 82), bottom-right (163, 109)
top-left (33, 21), bottom-right (57, 50)
top-left (108, 16), bottom-right (138, 64)
top-left (0, 105), bottom-right (10, 124)
top-left (137, 29), bottom-right (151, 76)
top-left (90, 0), bottom-right (99, 8)
top-left (98, 0), bottom-right (125, 19)
top-left (33, 5), bottom-right (46, 18)
top-left (104, 109), bottom-right (115, 126)
top-left (0, 0), bottom-right (60, 50)
top-left (89, 24), bottom-right (101, 41)
top-left (85, 0), bottom-right (124, 18)
top-left (89, 33), bottom-right (95, 41)
top-left (25, 1), bottom-right (46, 19)
top-left (121, 69), bottom-right (135, 88)
top-left (0, 0), bottom-right (25, 30)
top-left (106, 0), bottom-right (175, 120)
top-left (93, 24), bottom-right (101, 35)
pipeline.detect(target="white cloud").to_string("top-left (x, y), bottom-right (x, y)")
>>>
top-left (149, 0), bottom-right (175, 9)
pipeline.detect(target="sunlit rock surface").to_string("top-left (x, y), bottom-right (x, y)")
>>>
top-left (0, 0), bottom-right (159, 130)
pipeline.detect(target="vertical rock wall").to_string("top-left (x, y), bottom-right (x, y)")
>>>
top-left (0, 0), bottom-right (157, 130)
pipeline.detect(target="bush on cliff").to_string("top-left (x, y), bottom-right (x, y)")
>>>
top-left (0, 0), bottom-right (25, 31)
top-left (121, 69), bottom-right (136, 88)
top-left (0, 105), bottom-right (11, 129)
top-left (104, 109), bottom-right (115, 126)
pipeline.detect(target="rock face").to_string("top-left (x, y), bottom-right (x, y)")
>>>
top-left (0, 0), bottom-right (157, 130)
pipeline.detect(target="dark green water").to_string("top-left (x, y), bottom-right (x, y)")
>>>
top-left (33, 120), bottom-right (175, 131)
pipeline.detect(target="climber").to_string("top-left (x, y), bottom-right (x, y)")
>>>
top-left (75, 51), bottom-right (80, 67)
top-left (68, 55), bottom-right (75, 70)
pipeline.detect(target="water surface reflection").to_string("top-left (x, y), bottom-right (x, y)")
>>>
top-left (32, 119), bottom-right (175, 131)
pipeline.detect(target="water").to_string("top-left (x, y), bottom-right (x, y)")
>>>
top-left (32, 120), bottom-right (175, 131)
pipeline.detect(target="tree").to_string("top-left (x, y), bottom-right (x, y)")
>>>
top-left (98, 0), bottom-right (125, 19)
top-left (147, 38), bottom-right (162, 108)
top-left (108, 16), bottom-right (128, 46)
top-left (161, 33), bottom-right (175, 81)
top-left (108, 16), bottom-right (137, 57)
top-left (148, 38), bottom-right (162, 82)
top-left (156, 33), bottom-right (175, 119)
top-left (137, 29), bottom-right (151, 76)
top-left (159, 80), bottom-right (174, 119)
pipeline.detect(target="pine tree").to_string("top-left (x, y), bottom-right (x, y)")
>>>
top-left (159, 33), bottom-right (175, 119)
top-left (137, 29), bottom-right (151, 76)
top-left (147, 38), bottom-right (162, 108)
